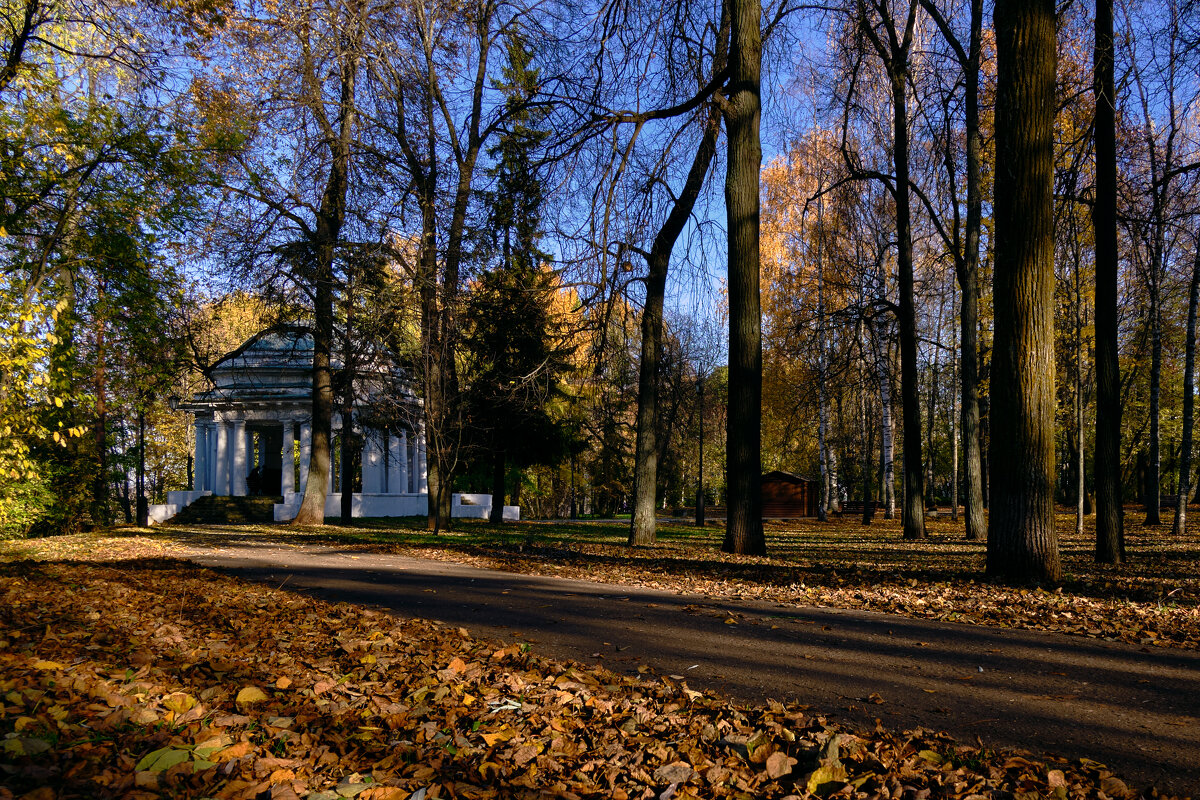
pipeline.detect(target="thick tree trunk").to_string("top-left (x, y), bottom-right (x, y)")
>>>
top-left (1174, 246), bottom-right (1200, 535)
top-left (631, 257), bottom-right (668, 542)
top-left (891, 73), bottom-right (926, 540)
top-left (721, 0), bottom-right (765, 556)
top-left (630, 101), bottom-right (723, 546)
top-left (1093, 0), bottom-right (1125, 562)
top-left (293, 237), bottom-right (337, 526)
top-left (293, 38), bottom-right (359, 527)
top-left (987, 0), bottom-right (1061, 583)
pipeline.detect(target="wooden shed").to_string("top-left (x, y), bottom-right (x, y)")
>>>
top-left (761, 471), bottom-right (819, 518)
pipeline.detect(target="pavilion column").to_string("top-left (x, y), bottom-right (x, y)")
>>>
top-left (281, 421), bottom-right (295, 495)
top-left (214, 421), bottom-right (230, 496)
top-left (194, 422), bottom-right (208, 492)
top-left (417, 423), bottom-right (428, 493)
top-left (327, 421), bottom-right (336, 493)
top-left (387, 433), bottom-right (405, 495)
top-left (209, 424), bottom-right (219, 492)
top-left (232, 418), bottom-right (248, 496)
top-left (362, 432), bottom-right (383, 494)
top-left (299, 422), bottom-right (312, 495)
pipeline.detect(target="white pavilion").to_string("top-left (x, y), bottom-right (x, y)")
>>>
top-left (153, 326), bottom-right (517, 523)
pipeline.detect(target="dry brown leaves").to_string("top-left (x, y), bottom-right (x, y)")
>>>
top-left (0, 558), bottom-right (1180, 800)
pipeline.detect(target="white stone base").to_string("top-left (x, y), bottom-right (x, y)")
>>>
top-left (147, 491), bottom-right (211, 525)
top-left (273, 492), bottom-right (520, 522)
top-left (453, 493), bottom-right (521, 521)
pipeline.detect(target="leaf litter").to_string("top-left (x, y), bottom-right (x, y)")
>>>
top-left (0, 557), bottom-right (1185, 799)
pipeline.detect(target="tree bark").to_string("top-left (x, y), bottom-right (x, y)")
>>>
top-left (1174, 245), bottom-right (1200, 535)
top-left (987, 0), bottom-right (1061, 583)
top-left (1093, 0), bottom-right (1125, 562)
top-left (721, 0), bottom-right (765, 556)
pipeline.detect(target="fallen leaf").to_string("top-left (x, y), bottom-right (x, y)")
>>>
top-left (653, 761), bottom-right (694, 784)
top-left (236, 686), bottom-right (269, 705)
top-left (765, 751), bottom-right (798, 779)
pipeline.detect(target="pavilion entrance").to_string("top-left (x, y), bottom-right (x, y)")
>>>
top-left (246, 424), bottom-right (286, 497)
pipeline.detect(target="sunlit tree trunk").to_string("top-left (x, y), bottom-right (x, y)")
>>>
top-left (987, 0), bottom-right (1061, 583)
top-left (293, 16), bottom-right (360, 527)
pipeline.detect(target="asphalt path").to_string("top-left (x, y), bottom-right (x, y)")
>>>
top-left (181, 539), bottom-right (1200, 796)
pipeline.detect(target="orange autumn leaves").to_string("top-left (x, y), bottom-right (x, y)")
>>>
top-left (0, 557), bottom-right (1177, 799)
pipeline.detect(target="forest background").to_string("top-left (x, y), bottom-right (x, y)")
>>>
top-left (1, 0), bottom-right (1198, 579)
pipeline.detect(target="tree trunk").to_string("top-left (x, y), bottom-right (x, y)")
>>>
top-left (892, 70), bottom-right (926, 540)
top-left (817, 190), bottom-right (830, 523)
top-left (1174, 246), bottom-right (1200, 535)
top-left (925, 289), bottom-right (945, 510)
top-left (960, 0), bottom-right (986, 541)
top-left (92, 318), bottom-right (111, 526)
top-left (293, 36), bottom-right (359, 527)
top-left (877, 325), bottom-right (896, 518)
top-left (1075, 228), bottom-right (1087, 536)
top-left (987, 0), bottom-right (1061, 583)
top-left (1145, 283), bottom-right (1162, 524)
top-left (695, 376), bottom-right (706, 526)
top-left (490, 446), bottom-right (506, 524)
top-left (630, 100), bottom-right (724, 546)
top-left (136, 405), bottom-right (147, 527)
top-left (721, 0), bottom-right (765, 556)
top-left (951, 307), bottom-right (960, 522)
top-left (1093, 0), bottom-right (1125, 562)
top-left (860, 322), bottom-right (875, 524)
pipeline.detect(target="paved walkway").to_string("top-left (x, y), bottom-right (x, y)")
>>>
top-left (181, 539), bottom-right (1200, 796)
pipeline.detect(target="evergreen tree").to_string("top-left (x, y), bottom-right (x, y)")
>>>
top-left (464, 31), bottom-right (569, 523)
